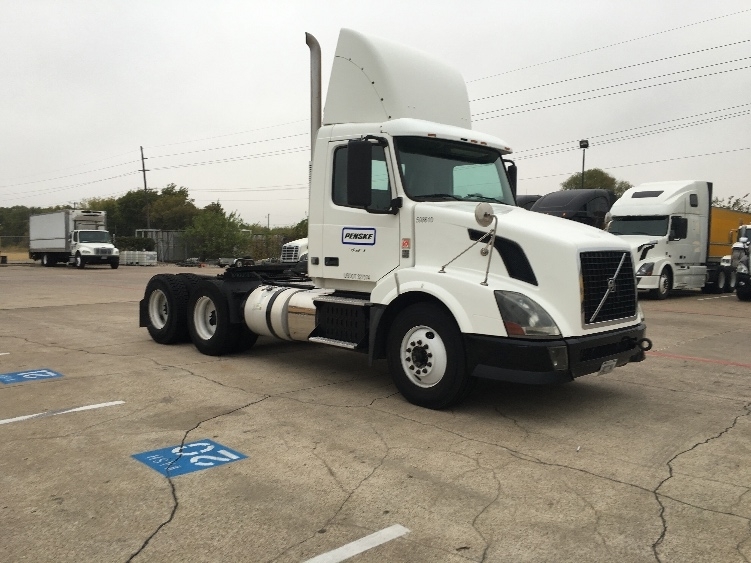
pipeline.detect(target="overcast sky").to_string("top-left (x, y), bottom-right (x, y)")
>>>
top-left (2, 1), bottom-right (750, 228)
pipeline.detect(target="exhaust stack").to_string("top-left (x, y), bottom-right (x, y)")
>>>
top-left (305, 32), bottom-right (322, 158)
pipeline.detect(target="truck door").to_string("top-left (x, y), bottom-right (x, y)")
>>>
top-left (320, 142), bottom-right (400, 286)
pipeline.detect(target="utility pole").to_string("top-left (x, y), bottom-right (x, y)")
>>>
top-left (140, 146), bottom-right (150, 230)
top-left (579, 140), bottom-right (589, 190)
top-left (266, 214), bottom-right (270, 258)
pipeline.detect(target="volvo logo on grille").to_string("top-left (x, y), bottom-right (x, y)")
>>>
top-left (590, 253), bottom-right (627, 323)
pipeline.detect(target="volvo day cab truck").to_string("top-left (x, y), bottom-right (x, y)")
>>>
top-left (139, 29), bottom-right (650, 409)
top-left (608, 181), bottom-right (751, 299)
top-left (29, 209), bottom-right (120, 269)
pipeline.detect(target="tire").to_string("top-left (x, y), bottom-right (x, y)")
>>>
top-left (650, 268), bottom-right (671, 300)
top-left (727, 271), bottom-right (737, 293)
top-left (188, 280), bottom-right (246, 356)
top-left (42, 254), bottom-right (52, 267)
top-left (715, 271), bottom-right (727, 294)
top-left (387, 303), bottom-right (475, 409)
top-left (75, 253), bottom-right (85, 269)
top-left (110, 259), bottom-right (120, 270)
top-left (737, 288), bottom-right (751, 302)
top-left (144, 274), bottom-right (190, 344)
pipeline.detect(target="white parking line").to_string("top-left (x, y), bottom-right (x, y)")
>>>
top-left (304, 525), bottom-right (410, 563)
top-left (0, 401), bottom-right (125, 425)
top-left (0, 353), bottom-right (10, 356)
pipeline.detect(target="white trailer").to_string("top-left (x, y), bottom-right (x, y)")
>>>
top-left (608, 181), bottom-right (749, 299)
top-left (29, 209), bottom-right (120, 268)
top-left (139, 29), bottom-right (650, 409)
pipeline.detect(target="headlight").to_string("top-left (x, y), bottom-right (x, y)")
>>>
top-left (81, 248), bottom-right (92, 254)
top-left (494, 291), bottom-right (561, 338)
top-left (636, 262), bottom-right (654, 276)
top-left (113, 248), bottom-right (120, 255)
top-left (738, 262), bottom-right (749, 275)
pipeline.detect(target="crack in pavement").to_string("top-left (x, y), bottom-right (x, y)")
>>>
top-left (651, 401), bottom-right (751, 562)
top-left (125, 395), bottom-right (270, 562)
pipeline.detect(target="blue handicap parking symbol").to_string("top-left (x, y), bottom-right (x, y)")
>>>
top-left (0, 368), bottom-right (63, 385)
top-left (132, 439), bottom-right (247, 477)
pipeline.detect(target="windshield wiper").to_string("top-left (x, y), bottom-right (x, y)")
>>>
top-left (411, 194), bottom-right (463, 201)
top-left (463, 193), bottom-right (504, 203)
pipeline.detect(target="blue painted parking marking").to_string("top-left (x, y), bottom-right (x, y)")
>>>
top-left (132, 439), bottom-right (247, 477)
top-left (0, 368), bottom-right (63, 385)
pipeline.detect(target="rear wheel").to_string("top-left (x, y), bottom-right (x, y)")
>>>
top-left (387, 303), bottom-right (475, 409)
top-left (188, 280), bottom-right (257, 355)
top-left (42, 254), bottom-right (53, 267)
top-left (144, 274), bottom-right (189, 344)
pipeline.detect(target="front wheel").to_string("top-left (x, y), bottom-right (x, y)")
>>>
top-left (715, 270), bottom-right (728, 293)
top-left (737, 287), bottom-right (751, 302)
top-left (650, 268), bottom-right (671, 300)
top-left (387, 303), bottom-right (475, 409)
top-left (110, 259), bottom-right (120, 270)
top-left (75, 253), bottom-right (85, 269)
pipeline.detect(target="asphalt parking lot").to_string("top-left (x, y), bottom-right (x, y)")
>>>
top-left (1, 263), bottom-right (750, 562)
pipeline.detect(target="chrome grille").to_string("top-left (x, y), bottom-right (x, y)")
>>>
top-left (580, 251), bottom-right (637, 325)
top-left (280, 245), bottom-right (299, 262)
top-left (95, 248), bottom-right (113, 255)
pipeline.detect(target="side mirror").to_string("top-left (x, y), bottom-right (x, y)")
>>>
top-left (346, 139), bottom-right (372, 208)
top-left (504, 159), bottom-right (517, 197)
top-left (670, 217), bottom-right (688, 240)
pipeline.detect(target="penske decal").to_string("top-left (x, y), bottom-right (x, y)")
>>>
top-left (342, 227), bottom-right (376, 246)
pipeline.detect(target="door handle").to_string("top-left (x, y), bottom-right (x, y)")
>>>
top-left (324, 257), bottom-right (339, 266)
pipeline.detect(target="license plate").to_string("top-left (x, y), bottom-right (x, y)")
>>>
top-left (598, 359), bottom-right (618, 375)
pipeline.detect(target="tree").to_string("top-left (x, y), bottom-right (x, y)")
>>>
top-left (148, 184), bottom-right (199, 230)
top-left (713, 194), bottom-right (751, 213)
top-left (561, 168), bottom-right (632, 197)
top-left (184, 205), bottom-right (247, 260)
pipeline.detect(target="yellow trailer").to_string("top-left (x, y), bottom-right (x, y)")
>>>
top-left (709, 207), bottom-right (751, 259)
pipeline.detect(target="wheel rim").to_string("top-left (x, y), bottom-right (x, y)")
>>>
top-left (148, 289), bottom-right (169, 329)
top-left (194, 295), bottom-right (218, 341)
top-left (718, 271), bottom-right (726, 288)
top-left (399, 325), bottom-right (448, 388)
top-left (730, 272), bottom-right (737, 289)
top-left (659, 272), bottom-right (670, 295)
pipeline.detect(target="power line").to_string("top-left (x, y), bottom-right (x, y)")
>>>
top-left (514, 102), bottom-right (751, 154)
top-left (0, 159), bottom-right (141, 189)
top-left (516, 109), bottom-right (751, 160)
top-left (519, 146), bottom-right (751, 182)
top-left (468, 7), bottom-right (751, 83)
top-left (150, 132), bottom-right (307, 159)
top-left (3, 171), bottom-right (140, 199)
top-left (150, 147), bottom-right (308, 171)
top-left (469, 39), bottom-right (751, 103)
top-left (474, 63), bottom-right (751, 121)
top-left (145, 119), bottom-right (309, 149)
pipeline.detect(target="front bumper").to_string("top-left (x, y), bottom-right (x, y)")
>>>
top-left (466, 322), bottom-right (648, 384)
top-left (636, 275), bottom-right (658, 290)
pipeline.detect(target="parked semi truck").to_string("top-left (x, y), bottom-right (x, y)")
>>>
top-left (529, 189), bottom-right (616, 229)
top-left (607, 181), bottom-right (751, 299)
top-left (29, 209), bottom-right (120, 269)
top-left (139, 29), bottom-right (650, 409)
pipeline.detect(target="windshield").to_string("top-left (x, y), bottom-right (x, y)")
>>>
top-left (79, 230), bottom-right (112, 243)
top-left (608, 216), bottom-right (668, 236)
top-left (394, 136), bottom-right (515, 204)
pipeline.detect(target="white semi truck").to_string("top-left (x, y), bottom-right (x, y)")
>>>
top-left (608, 181), bottom-right (751, 299)
top-left (139, 29), bottom-right (650, 409)
top-left (29, 209), bottom-right (120, 269)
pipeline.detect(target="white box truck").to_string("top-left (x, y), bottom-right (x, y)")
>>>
top-left (139, 29), bottom-right (651, 409)
top-left (29, 209), bottom-right (120, 269)
top-left (608, 181), bottom-right (751, 298)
